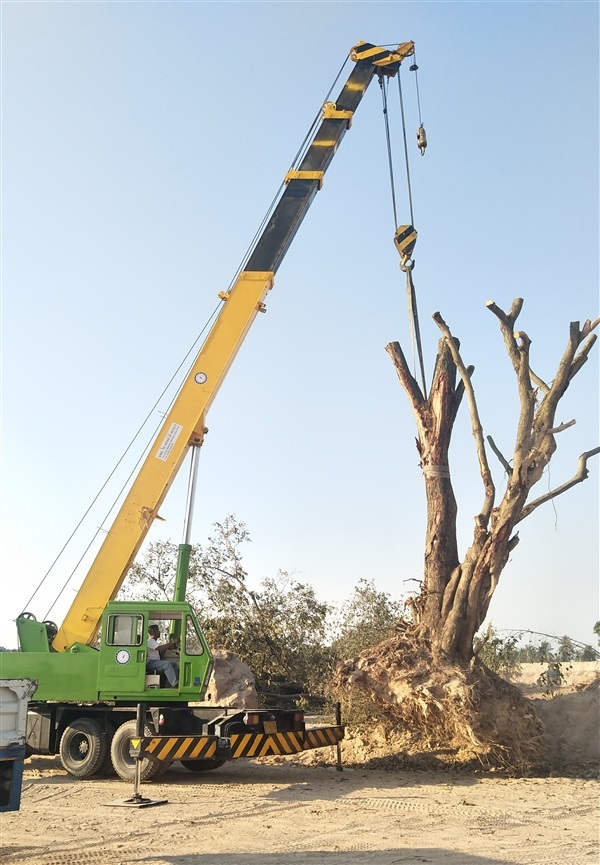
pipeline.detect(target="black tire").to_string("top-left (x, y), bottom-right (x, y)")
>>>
top-left (96, 723), bottom-right (117, 777)
top-left (59, 718), bottom-right (108, 778)
top-left (110, 720), bottom-right (168, 783)
top-left (180, 759), bottom-right (226, 773)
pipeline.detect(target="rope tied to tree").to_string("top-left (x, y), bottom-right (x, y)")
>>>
top-left (422, 464), bottom-right (451, 479)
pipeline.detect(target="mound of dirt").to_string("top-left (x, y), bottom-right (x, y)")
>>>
top-left (323, 638), bottom-right (600, 774)
top-left (331, 633), bottom-right (548, 770)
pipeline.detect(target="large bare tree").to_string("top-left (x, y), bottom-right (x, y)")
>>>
top-left (335, 299), bottom-right (598, 767)
top-left (387, 299), bottom-right (599, 663)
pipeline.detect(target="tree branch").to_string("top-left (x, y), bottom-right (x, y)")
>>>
top-left (569, 333), bottom-right (597, 382)
top-left (432, 312), bottom-right (495, 523)
top-left (582, 316), bottom-right (600, 338)
top-left (385, 341), bottom-right (425, 409)
top-left (517, 447), bottom-right (600, 522)
top-left (545, 419), bottom-right (576, 435)
top-left (486, 299), bottom-right (550, 392)
top-left (534, 320), bottom-right (599, 466)
top-left (511, 330), bottom-right (538, 485)
top-left (487, 435), bottom-right (511, 475)
top-left (454, 364), bottom-right (475, 413)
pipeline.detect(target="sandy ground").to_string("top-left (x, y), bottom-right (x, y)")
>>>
top-left (1, 665), bottom-right (598, 865)
top-left (0, 758), bottom-right (599, 865)
top-left (0, 749), bottom-right (600, 865)
top-left (0, 753), bottom-right (597, 865)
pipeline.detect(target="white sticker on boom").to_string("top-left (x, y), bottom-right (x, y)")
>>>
top-left (156, 422), bottom-right (183, 461)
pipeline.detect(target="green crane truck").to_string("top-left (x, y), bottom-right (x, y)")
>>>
top-left (0, 40), bottom-right (416, 782)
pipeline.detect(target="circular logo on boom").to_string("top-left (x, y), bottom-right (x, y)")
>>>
top-left (194, 372), bottom-right (208, 385)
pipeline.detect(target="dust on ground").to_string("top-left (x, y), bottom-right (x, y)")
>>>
top-left (0, 664), bottom-right (598, 865)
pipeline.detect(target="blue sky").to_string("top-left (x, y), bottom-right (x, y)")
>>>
top-left (1, 1), bottom-right (598, 649)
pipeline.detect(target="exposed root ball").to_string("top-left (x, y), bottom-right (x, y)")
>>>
top-left (330, 632), bottom-right (546, 770)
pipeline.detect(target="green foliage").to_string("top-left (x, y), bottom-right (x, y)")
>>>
top-left (476, 628), bottom-right (599, 671)
top-left (579, 644), bottom-right (598, 661)
top-left (594, 621), bottom-right (600, 644)
top-left (531, 640), bottom-right (554, 663)
top-left (474, 627), bottom-right (522, 678)
top-left (120, 518), bottom-right (597, 704)
top-left (119, 516), bottom-right (331, 693)
top-left (120, 519), bottom-right (409, 697)
top-left (536, 662), bottom-right (566, 694)
top-left (557, 635), bottom-right (577, 662)
top-left (515, 642), bottom-right (541, 663)
top-left (121, 540), bottom-right (181, 602)
top-left (330, 579), bottom-right (405, 661)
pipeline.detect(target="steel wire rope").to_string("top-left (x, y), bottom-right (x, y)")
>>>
top-left (37, 54), bottom-right (352, 618)
top-left (24, 303), bottom-right (222, 617)
top-left (43, 417), bottom-right (165, 620)
top-left (378, 64), bottom-right (427, 397)
top-left (379, 71), bottom-right (421, 383)
top-left (396, 67), bottom-right (415, 228)
top-left (396, 68), bottom-right (427, 398)
top-left (289, 53), bottom-right (349, 169)
top-left (411, 48), bottom-right (424, 126)
top-left (379, 76), bottom-right (399, 229)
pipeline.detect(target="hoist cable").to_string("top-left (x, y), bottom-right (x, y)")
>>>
top-left (27, 304), bottom-right (222, 616)
top-left (396, 70), bottom-right (415, 227)
top-left (378, 65), bottom-right (427, 400)
top-left (412, 49), bottom-right (424, 125)
top-left (379, 77), bottom-right (398, 230)
top-left (291, 55), bottom-right (349, 169)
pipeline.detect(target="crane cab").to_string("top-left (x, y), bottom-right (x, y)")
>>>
top-left (8, 603), bottom-right (212, 704)
top-left (97, 602), bottom-right (213, 702)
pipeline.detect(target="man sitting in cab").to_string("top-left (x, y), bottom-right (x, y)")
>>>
top-left (147, 624), bottom-right (179, 688)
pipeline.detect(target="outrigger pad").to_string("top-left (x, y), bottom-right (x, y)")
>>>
top-left (104, 794), bottom-right (168, 809)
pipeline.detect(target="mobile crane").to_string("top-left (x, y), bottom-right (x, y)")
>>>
top-left (0, 40), bottom-right (416, 782)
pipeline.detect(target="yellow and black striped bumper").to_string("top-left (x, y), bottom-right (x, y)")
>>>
top-left (130, 725), bottom-right (344, 765)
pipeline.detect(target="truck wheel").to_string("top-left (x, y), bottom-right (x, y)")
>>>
top-left (96, 723), bottom-right (117, 776)
top-left (110, 720), bottom-right (168, 783)
top-left (180, 759), bottom-right (226, 773)
top-left (59, 718), bottom-right (108, 778)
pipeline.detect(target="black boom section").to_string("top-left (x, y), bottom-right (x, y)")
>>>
top-left (245, 49), bottom-right (406, 275)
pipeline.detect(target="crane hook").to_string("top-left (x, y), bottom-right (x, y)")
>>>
top-left (417, 124), bottom-right (427, 156)
top-left (394, 224), bottom-right (418, 263)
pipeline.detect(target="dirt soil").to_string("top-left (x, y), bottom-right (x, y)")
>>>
top-left (1, 667), bottom-right (598, 865)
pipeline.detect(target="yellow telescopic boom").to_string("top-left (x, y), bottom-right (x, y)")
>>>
top-left (53, 40), bottom-right (415, 652)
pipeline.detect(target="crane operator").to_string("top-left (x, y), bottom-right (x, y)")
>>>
top-left (147, 624), bottom-right (179, 687)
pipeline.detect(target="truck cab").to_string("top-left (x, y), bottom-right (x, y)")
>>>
top-left (11, 602), bottom-right (212, 704)
top-left (98, 602), bottom-right (213, 702)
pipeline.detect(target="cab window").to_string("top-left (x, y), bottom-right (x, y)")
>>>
top-left (184, 616), bottom-right (204, 656)
top-left (106, 614), bottom-right (144, 647)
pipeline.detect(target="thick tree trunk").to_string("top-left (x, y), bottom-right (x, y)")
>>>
top-left (387, 338), bottom-right (479, 661)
